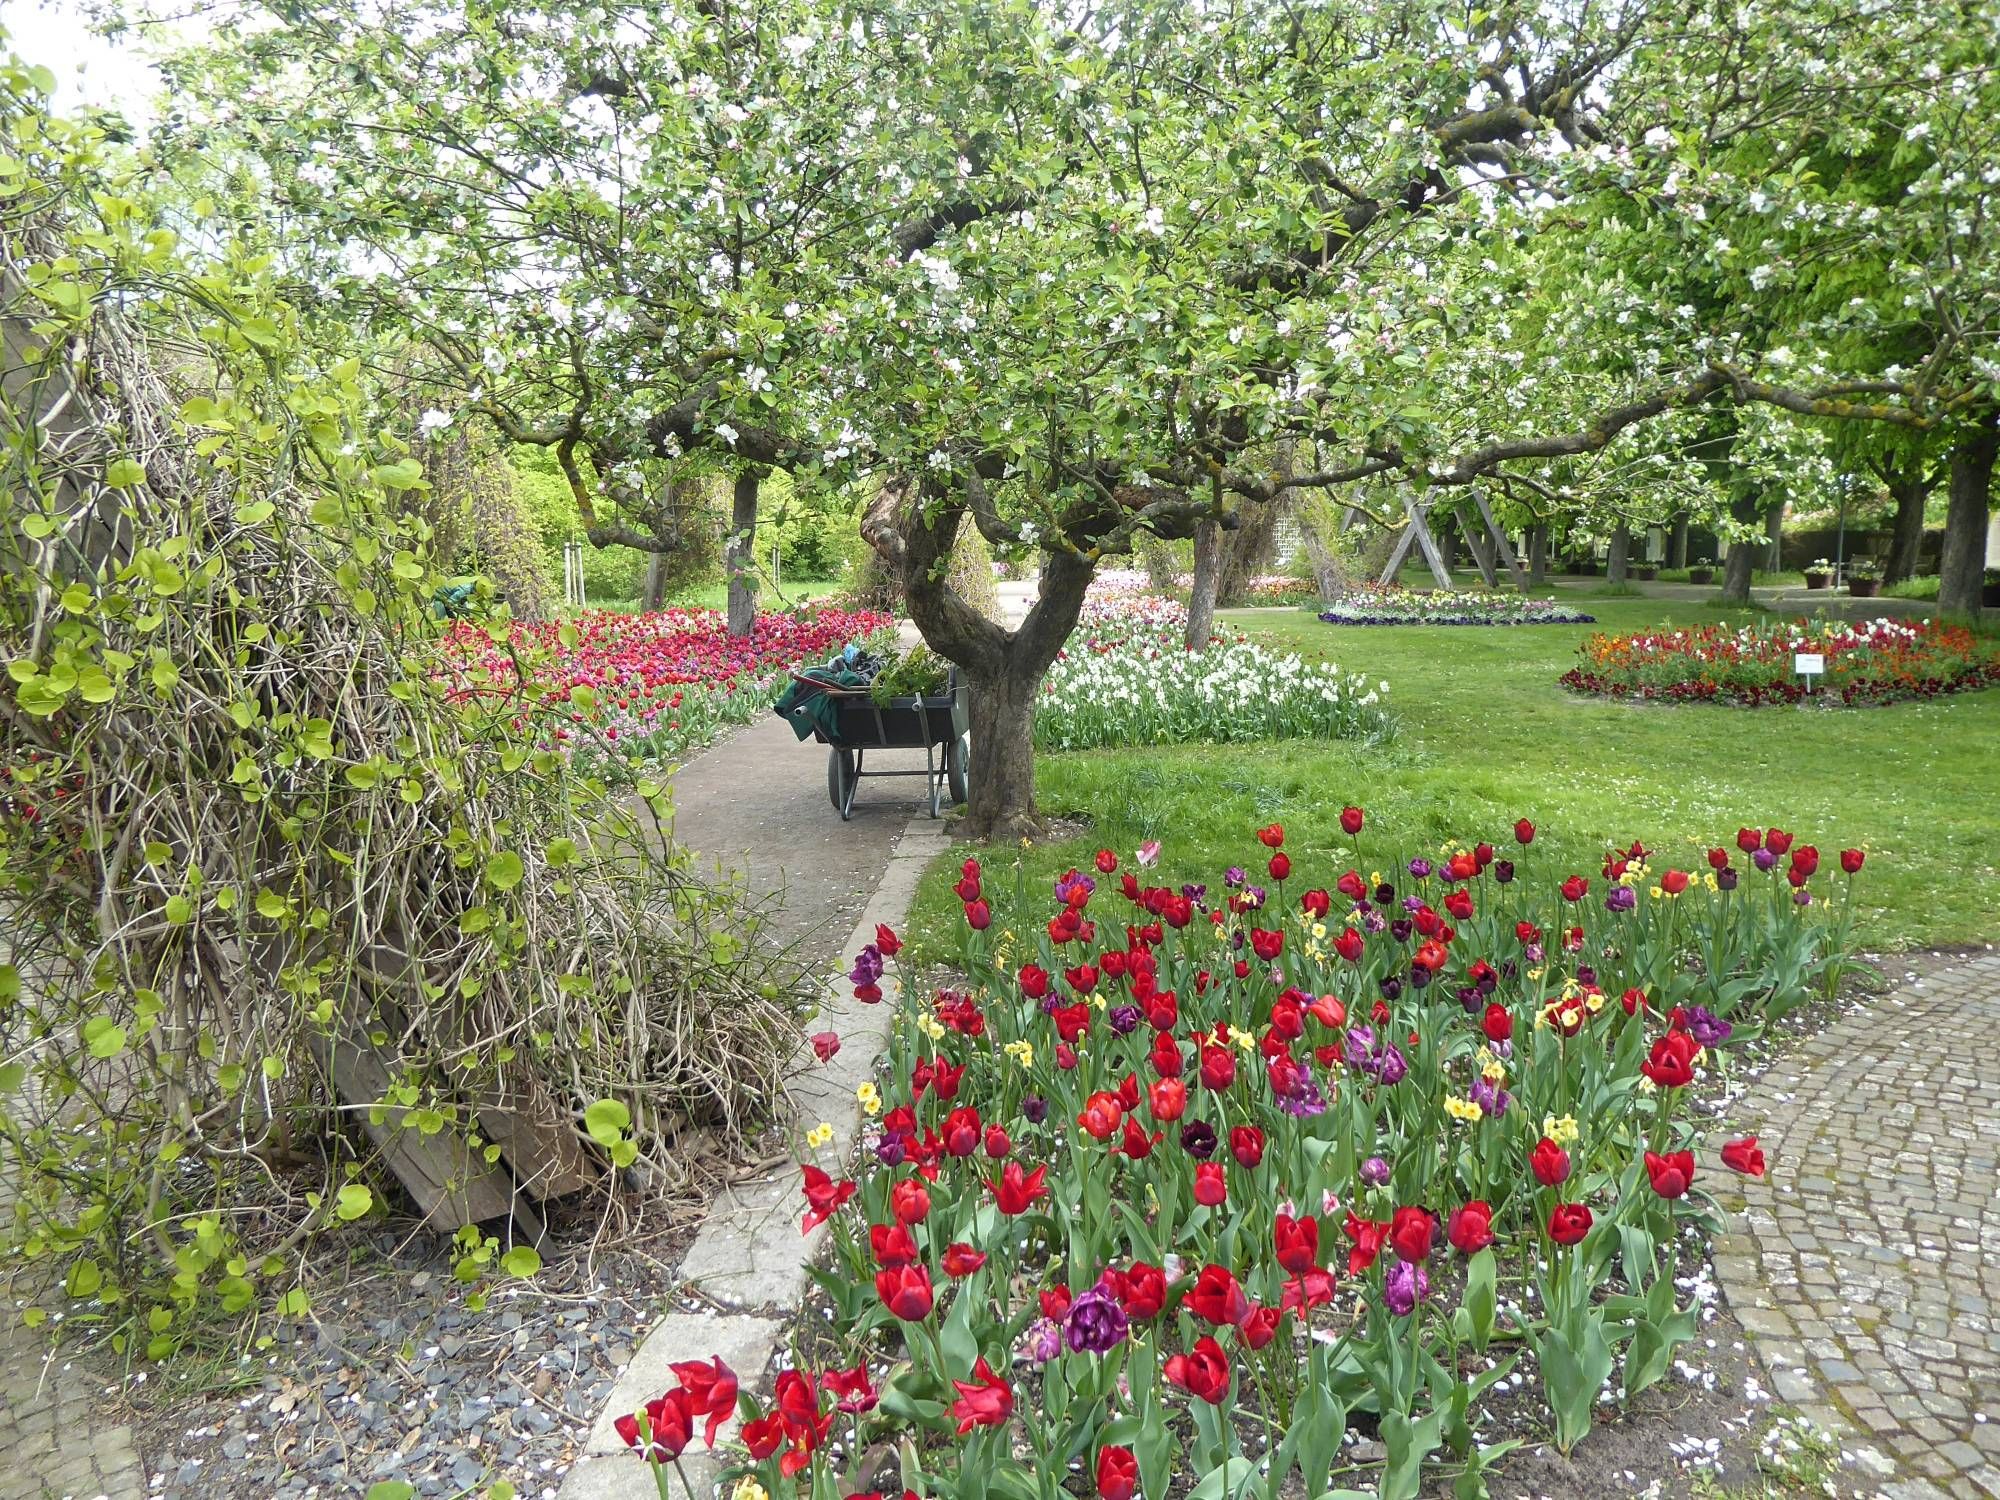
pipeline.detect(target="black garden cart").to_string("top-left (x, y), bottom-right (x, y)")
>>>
top-left (785, 669), bottom-right (972, 820)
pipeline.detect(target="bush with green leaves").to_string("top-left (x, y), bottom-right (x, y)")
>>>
top-left (0, 64), bottom-right (794, 1359)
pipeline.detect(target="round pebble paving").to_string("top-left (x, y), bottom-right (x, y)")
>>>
top-left (1713, 951), bottom-right (2000, 1500)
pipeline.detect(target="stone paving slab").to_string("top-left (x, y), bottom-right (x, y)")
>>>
top-left (559, 809), bottom-right (948, 1499)
top-left (0, 1294), bottom-right (147, 1500)
top-left (1713, 950), bottom-right (2000, 1497)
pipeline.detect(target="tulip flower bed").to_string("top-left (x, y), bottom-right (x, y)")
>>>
top-left (1037, 601), bottom-right (1392, 752)
top-left (1559, 616), bottom-right (2000, 707)
top-left (442, 605), bottom-right (893, 766)
top-left (1320, 583), bottom-right (1597, 627)
top-left (617, 818), bottom-right (1863, 1500)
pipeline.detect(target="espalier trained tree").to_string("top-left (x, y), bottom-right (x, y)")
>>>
top-left (155, 0), bottom-right (1984, 838)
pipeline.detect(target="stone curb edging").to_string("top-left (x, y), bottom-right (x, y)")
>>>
top-left (559, 810), bottom-right (951, 1500)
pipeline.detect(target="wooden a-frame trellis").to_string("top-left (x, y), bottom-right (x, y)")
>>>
top-left (1356, 490), bottom-right (1528, 589)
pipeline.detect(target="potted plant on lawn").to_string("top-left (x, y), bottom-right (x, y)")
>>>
top-left (1633, 561), bottom-right (1659, 581)
top-left (1803, 558), bottom-right (1833, 589)
top-left (1982, 566), bottom-right (2000, 608)
top-left (1687, 564), bottom-right (1714, 584)
top-left (1846, 558), bottom-right (1881, 598)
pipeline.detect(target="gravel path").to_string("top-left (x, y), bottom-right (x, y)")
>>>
top-left (1713, 948), bottom-right (2000, 1499)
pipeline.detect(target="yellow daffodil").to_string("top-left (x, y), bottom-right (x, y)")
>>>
top-left (1543, 1114), bottom-right (1580, 1146)
top-left (1311, 922), bottom-right (1328, 941)
top-left (805, 1122), bottom-right (834, 1150)
top-left (1444, 1095), bottom-right (1483, 1123)
top-left (733, 1481), bottom-right (770, 1500)
top-left (918, 1014), bottom-right (946, 1040)
top-left (856, 1081), bottom-right (881, 1116)
top-left (1003, 1039), bottom-right (1035, 1070)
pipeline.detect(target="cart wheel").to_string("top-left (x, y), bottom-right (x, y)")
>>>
top-left (946, 733), bottom-right (970, 806)
top-left (827, 747), bottom-right (857, 819)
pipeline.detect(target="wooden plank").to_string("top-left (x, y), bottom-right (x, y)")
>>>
top-left (1404, 497), bottom-right (1456, 590)
top-left (312, 1018), bottom-right (519, 1228)
top-left (1460, 510), bottom-right (1499, 587)
top-left (477, 1071), bottom-right (600, 1200)
top-left (1474, 491), bottom-right (1530, 589)
top-left (1376, 514), bottom-right (1417, 584)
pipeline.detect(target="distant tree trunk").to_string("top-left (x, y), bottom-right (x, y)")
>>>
top-left (1763, 503), bottom-right (1785, 573)
top-left (1186, 518), bottom-right (1221, 649)
top-left (1606, 524), bottom-right (1631, 585)
top-left (1434, 514), bottom-right (1458, 576)
top-left (640, 552), bottom-right (669, 611)
top-left (1527, 524), bottom-right (1548, 585)
top-left (1881, 463), bottom-right (1935, 587)
top-left (1667, 514), bottom-right (1690, 569)
top-left (1298, 517), bottom-right (1346, 602)
top-left (1719, 493), bottom-right (1766, 605)
top-left (724, 468), bottom-right (761, 637)
top-left (1215, 494), bottom-right (1281, 606)
top-left (1939, 415), bottom-right (1996, 614)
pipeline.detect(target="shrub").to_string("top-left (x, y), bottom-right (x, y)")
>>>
top-left (0, 107), bottom-right (796, 1353)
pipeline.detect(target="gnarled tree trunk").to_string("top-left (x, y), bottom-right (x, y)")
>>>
top-left (863, 476), bottom-right (1093, 842)
top-left (724, 468), bottom-right (761, 637)
top-left (1939, 415), bottom-right (1996, 615)
top-left (1527, 524), bottom-right (1547, 585)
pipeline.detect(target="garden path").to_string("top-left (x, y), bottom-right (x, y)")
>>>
top-left (1712, 948), bottom-right (2000, 1499)
top-left (1609, 577), bottom-right (1974, 620)
top-left (0, 1160), bottom-right (147, 1500)
top-left (663, 706), bottom-right (945, 980)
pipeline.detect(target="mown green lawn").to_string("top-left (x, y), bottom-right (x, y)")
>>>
top-left (907, 592), bottom-right (2000, 956)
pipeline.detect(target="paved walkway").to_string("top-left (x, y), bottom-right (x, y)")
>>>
top-left (0, 1314), bottom-right (145, 1500)
top-left (1712, 950), bottom-right (2000, 1499)
top-left (665, 707), bottom-right (951, 978)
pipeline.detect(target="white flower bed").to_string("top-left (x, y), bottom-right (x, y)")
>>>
top-left (1035, 631), bottom-right (1393, 751)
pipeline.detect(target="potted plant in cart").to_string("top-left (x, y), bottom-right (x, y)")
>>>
top-left (1803, 558), bottom-right (1833, 590)
top-left (1686, 564), bottom-right (1714, 585)
top-left (1846, 558), bottom-right (1881, 598)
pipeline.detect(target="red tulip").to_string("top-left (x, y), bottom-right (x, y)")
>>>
top-left (870, 1222), bottom-right (918, 1267)
top-left (1765, 828), bottom-right (1793, 856)
top-left (1447, 1201), bottom-right (1494, 1254)
top-left (1840, 848), bottom-right (1865, 874)
top-left (949, 1356), bottom-right (1013, 1434)
top-left (1645, 1150), bottom-right (1695, 1199)
top-left (1268, 852), bottom-right (1291, 881)
top-left (809, 1030), bottom-right (841, 1063)
top-left (1096, 1444), bottom-right (1139, 1500)
top-left (1340, 806), bottom-right (1364, 836)
top-left (1548, 1203), bottom-right (1593, 1245)
top-left (1193, 1161), bottom-right (1227, 1207)
top-left (874, 923), bottom-right (901, 957)
top-left (1736, 827), bottom-right (1763, 853)
top-left (1560, 875), bottom-right (1588, 902)
top-left (665, 1357), bottom-right (738, 1447)
top-left (1343, 1211), bottom-right (1390, 1275)
top-left (1199, 1044), bottom-right (1236, 1091)
top-left (1229, 1124), bottom-right (1265, 1168)
top-left (988, 1161), bottom-right (1048, 1214)
top-left (875, 1264), bottom-right (934, 1320)
top-left (942, 1242), bottom-right (988, 1277)
top-left (1095, 848), bottom-right (1119, 874)
top-left (1530, 1137), bottom-right (1571, 1187)
top-left (1184, 1264), bottom-right (1249, 1326)
top-left (1257, 822), bottom-right (1286, 848)
top-left (1333, 927), bottom-right (1365, 963)
top-left (1388, 1205), bottom-right (1434, 1263)
top-left (1661, 869), bottom-right (1689, 895)
top-left (1019, 964), bottom-right (1050, 999)
top-left (1720, 1135), bottom-right (1766, 1177)
top-left (1241, 1304), bottom-right (1283, 1350)
top-left (1164, 1336), bottom-right (1232, 1404)
top-left (800, 1165), bottom-right (856, 1233)
top-left (822, 1362), bottom-right (879, 1414)
top-left (615, 1388), bottom-right (693, 1462)
top-left (1640, 1030), bottom-right (1700, 1089)
top-left (890, 1179), bottom-right (930, 1224)
top-left (1514, 818), bottom-right (1535, 845)
top-left (964, 900), bottom-right (990, 930)
top-left (1097, 1264), bottom-right (1157, 1321)
top-left (1076, 1091), bottom-right (1123, 1140)
top-left (1481, 1002), bottom-right (1512, 1043)
top-left (1274, 1212), bottom-right (1319, 1273)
